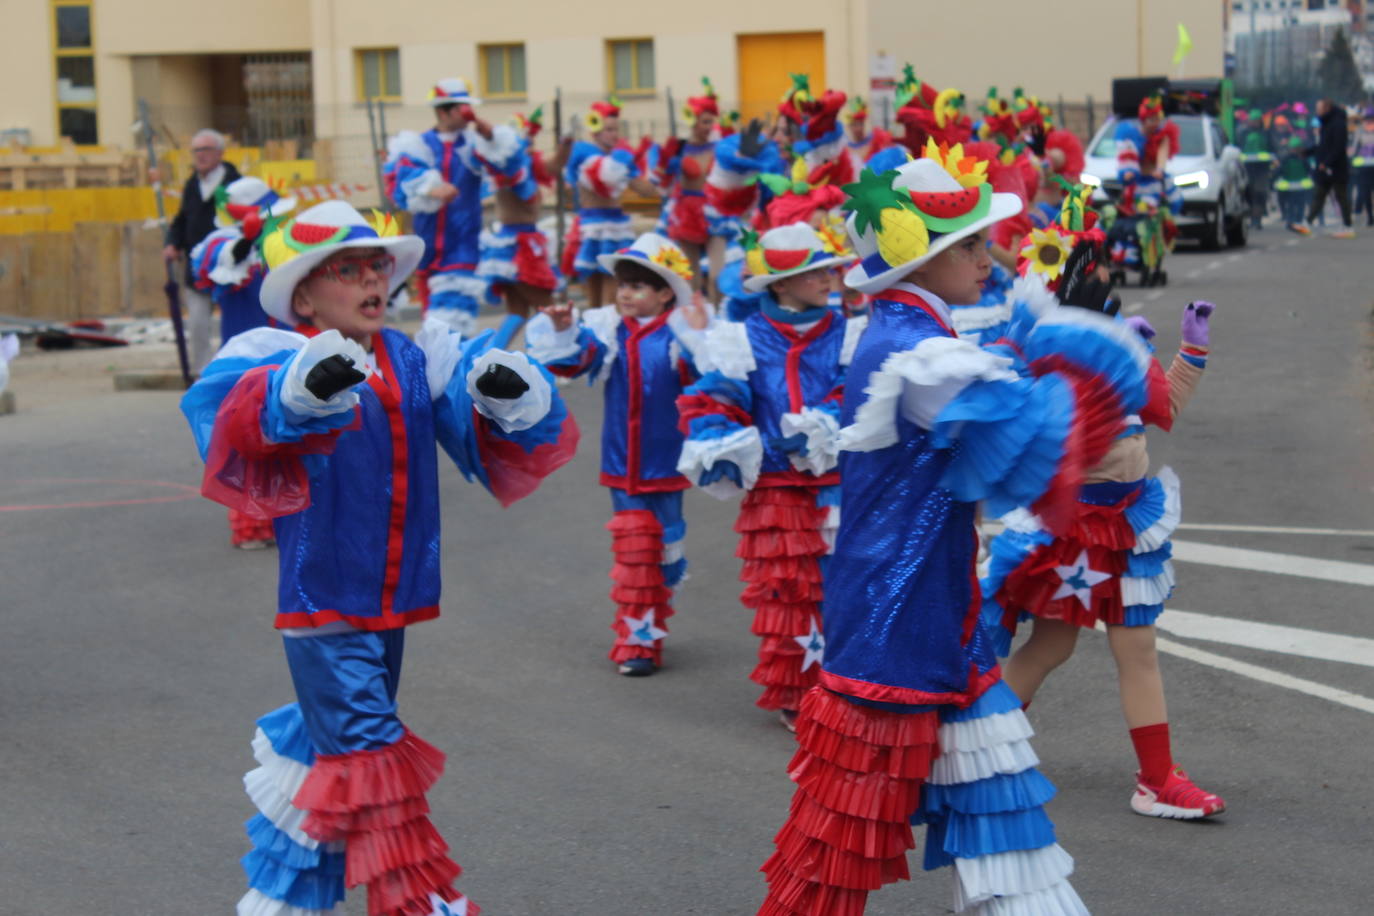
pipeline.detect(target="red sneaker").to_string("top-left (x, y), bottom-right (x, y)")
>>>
top-left (1131, 767), bottom-right (1226, 819)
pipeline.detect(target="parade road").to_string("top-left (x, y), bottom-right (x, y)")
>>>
top-left (3, 225), bottom-right (1373, 915)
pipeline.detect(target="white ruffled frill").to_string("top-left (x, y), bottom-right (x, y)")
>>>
top-left (961, 874), bottom-right (1089, 916)
top-left (928, 707), bottom-right (1041, 786)
top-left (209, 237), bottom-right (259, 287)
top-left (666, 306), bottom-right (711, 369)
top-left (779, 407), bottom-right (842, 476)
top-left (243, 729), bottom-right (317, 850)
top-left (386, 130), bottom-right (436, 169)
top-left (577, 218), bottom-right (636, 241)
top-left (214, 326), bottom-right (308, 364)
top-left (468, 123), bottom-right (522, 170)
top-left (580, 153), bottom-right (632, 198)
top-left (952, 302), bottom-right (1012, 336)
top-left (524, 312), bottom-right (583, 366)
top-left (1133, 465), bottom-right (1181, 553)
top-left (839, 337), bottom-right (1018, 453)
top-left (676, 425), bottom-right (764, 500)
top-left (697, 320), bottom-right (755, 380)
top-left (415, 316), bottom-right (462, 401)
top-left (706, 159), bottom-right (751, 189)
top-left (427, 271), bottom-right (489, 298)
top-left (466, 348), bottom-right (553, 433)
top-left (236, 887), bottom-right (337, 916)
top-left (399, 168), bottom-right (446, 214)
top-left (840, 314), bottom-right (868, 367)
top-left (279, 330), bottom-right (372, 421)
top-left (581, 305), bottom-right (622, 383)
top-left (953, 843), bottom-right (1079, 911)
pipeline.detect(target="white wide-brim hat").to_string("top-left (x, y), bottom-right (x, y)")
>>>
top-left (597, 232), bottom-right (695, 308)
top-left (742, 222), bottom-right (852, 292)
top-left (215, 176), bottom-right (297, 228)
top-left (428, 76), bottom-right (482, 108)
top-left (258, 200), bottom-right (425, 327)
top-left (843, 156), bottom-right (1023, 295)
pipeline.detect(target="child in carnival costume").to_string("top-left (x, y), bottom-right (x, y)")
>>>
top-left (981, 236), bottom-right (1224, 823)
top-left (474, 107), bottom-right (572, 318)
top-left (893, 66), bottom-right (974, 155)
top-left (527, 234), bottom-right (711, 676)
top-left (1240, 108), bottom-right (1276, 228)
top-left (656, 77), bottom-right (739, 298)
top-left (757, 145), bottom-right (1159, 916)
top-left (384, 77), bottom-right (495, 336)
top-left (562, 97), bottom-right (663, 308)
top-left (180, 200), bottom-right (580, 916)
top-left (1118, 94), bottom-right (1184, 215)
top-left (1104, 138), bottom-right (1176, 286)
top-left (787, 76), bottom-right (856, 190)
top-left (842, 95), bottom-right (896, 171)
top-left (676, 223), bottom-right (859, 729)
top-left (189, 175), bottom-right (298, 550)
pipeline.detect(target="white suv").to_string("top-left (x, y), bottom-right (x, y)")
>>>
top-left (1080, 113), bottom-right (1250, 250)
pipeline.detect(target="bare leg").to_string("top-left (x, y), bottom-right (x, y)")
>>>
top-left (1105, 623), bottom-right (1168, 728)
top-left (678, 241), bottom-right (704, 292)
top-left (705, 236), bottom-right (727, 301)
top-left (586, 273), bottom-right (607, 309)
top-left (1001, 618), bottom-right (1081, 705)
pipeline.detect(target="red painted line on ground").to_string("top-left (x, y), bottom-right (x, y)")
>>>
top-left (0, 477), bottom-right (200, 512)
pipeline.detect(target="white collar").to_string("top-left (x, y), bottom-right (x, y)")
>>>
top-left (887, 282), bottom-right (953, 329)
top-left (197, 164), bottom-right (226, 198)
top-left (436, 129), bottom-right (460, 142)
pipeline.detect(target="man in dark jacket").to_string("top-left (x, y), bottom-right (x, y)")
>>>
top-left (1289, 99), bottom-right (1355, 238)
top-left (162, 129), bottom-right (241, 371)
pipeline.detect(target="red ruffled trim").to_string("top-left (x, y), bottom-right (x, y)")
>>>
top-left (704, 182), bottom-right (758, 217)
top-left (667, 191), bottom-right (710, 245)
top-left (475, 408), bottom-right (581, 508)
top-left (1139, 359), bottom-right (1174, 431)
top-left (737, 488), bottom-right (830, 711)
top-left (291, 729), bottom-right (478, 916)
top-left (201, 367), bottom-right (357, 519)
top-left (758, 687), bottom-right (938, 916)
top-left (228, 508), bottom-right (275, 544)
top-left (606, 509), bottom-right (674, 664)
top-left (598, 472), bottom-right (691, 494)
top-left (675, 392), bottom-right (752, 434)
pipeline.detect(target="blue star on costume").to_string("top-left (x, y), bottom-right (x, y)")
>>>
top-left (794, 617), bottom-right (825, 672)
top-left (1052, 549), bottom-right (1112, 607)
top-left (624, 609), bottom-right (669, 647)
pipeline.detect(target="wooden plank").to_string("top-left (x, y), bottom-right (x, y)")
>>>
top-left (0, 236), bottom-right (25, 312)
top-left (73, 223), bottom-right (125, 317)
top-left (127, 220), bottom-right (168, 318)
top-left (25, 233), bottom-right (76, 320)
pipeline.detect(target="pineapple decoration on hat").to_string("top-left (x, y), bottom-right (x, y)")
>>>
top-left (742, 221), bottom-right (853, 293)
top-left (842, 139), bottom-right (1023, 294)
top-left (427, 75), bottom-right (482, 108)
top-left (259, 199), bottom-right (425, 327)
top-left (596, 232), bottom-right (696, 308)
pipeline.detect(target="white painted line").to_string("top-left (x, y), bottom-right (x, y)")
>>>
top-left (1206, 259), bottom-right (1223, 270)
top-left (1156, 610), bottom-right (1374, 668)
top-left (1178, 522), bottom-right (1374, 537)
top-left (1285, 238), bottom-right (1300, 247)
top-left (1123, 302), bottom-right (1144, 314)
top-left (1170, 539), bottom-right (1374, 587)
top-left (1226, 253), bottom-right (1244, 262)
top-left (1145, 290), bottom-right (1165, 301)
top-left (1185, 270), bottom-right (1202, 279)
top-left (1155, 636), bottom-right (1374, 715)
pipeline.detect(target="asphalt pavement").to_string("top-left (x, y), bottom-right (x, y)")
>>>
top-left (2, 221), bottom-right (1372, 915)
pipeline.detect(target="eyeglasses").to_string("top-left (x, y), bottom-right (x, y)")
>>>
top-left (191, 146), bottom-right (219, 154)
top-left (306, 253), bottom-right (396, 284)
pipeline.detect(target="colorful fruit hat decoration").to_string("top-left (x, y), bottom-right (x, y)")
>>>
top-left (683, 76), bottom-right (720, 124)
top-left (840, 140), bottom-right (1022, 294)
top-left (258, 200), bottom-right (424, 327)
top-left (596, 232), bottom-right (695, 308)
top-left (513, 107), bottom-right (557, 187)
top-left (757, 156), bottom-right (849, 229)
top-left (213, 176), bottom-right (296, 231)
top-left (584, 95), bottom-right (622, 133)
top-left (1012, 87), bottom-right (1054, 131)
top-left (895, 67), bottom-right (972, 149)
top-left (1138, 92), bottom-right (1165, 121)
top-left (845, 96), bottom-right (870, 124)
top-left (777, 73), bottom-right (814, 126)
top-left (719, 109), bottom-right (742, 137)
top-left (742, 221), bottom-right (852, 293)
top-left (978, 87), bottom-right (1020, 148)
top-left (1019, 178), bottom-right (1104, 288)
top-left (427, 76), bottom-right (481, 108)
top-left (513, 105), bottom-right (544, 140)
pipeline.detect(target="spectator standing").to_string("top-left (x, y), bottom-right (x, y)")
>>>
top-left (1349, 107), bottom-right (1374, 228)
top-left (1288, 99), bottom-right (1355, 238)
top-left (162, 129), bottom-right (241, 373)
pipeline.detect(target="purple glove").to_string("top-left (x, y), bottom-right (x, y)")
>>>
top-left (1125, 315), bottom-right (1156, 341)
top-left (1181, 300), bottom-right (1214, 348)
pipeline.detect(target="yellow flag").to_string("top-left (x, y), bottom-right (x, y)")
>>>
top-left (1173, 23), bottom-right (1194, 67)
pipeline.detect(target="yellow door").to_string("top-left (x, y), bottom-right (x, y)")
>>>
top-left (736, 32), bottom-right (825, 124)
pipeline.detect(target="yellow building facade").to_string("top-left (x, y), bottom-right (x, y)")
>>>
top-left (3, 0), bottom-right (1223, 186)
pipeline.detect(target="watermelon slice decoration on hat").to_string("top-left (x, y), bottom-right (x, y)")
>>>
top-left (908, 183), bottom-right (992, 233)
top-left (762, 247), bottom-right (813, 272)
top-left (284, 220), bottom-right (351, 252)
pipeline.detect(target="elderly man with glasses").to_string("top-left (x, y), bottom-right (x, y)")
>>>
top-left (163, 128), bottom-right (241, 373)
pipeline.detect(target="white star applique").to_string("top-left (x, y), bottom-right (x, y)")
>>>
top-left (429, 893), bottom-right (468, 916)
top-left (1051, 549), bottom-right (1112, 608)
top-left (624, 609), bottom-right (668, 647)
top-left (794, 617), bottom-right (826, 672)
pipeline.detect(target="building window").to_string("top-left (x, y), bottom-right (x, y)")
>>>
top-left (52, 1), bottom-right (97, 144)
top-left (356, 48), bottom-right (400, 102)
top-left (607, 38), bottom-right (654, 94)
top-left (480, 44), bottom-right (527, 99)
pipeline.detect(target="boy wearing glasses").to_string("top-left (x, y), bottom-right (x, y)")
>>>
top-left (180, 200), bottom-right (579, 916)
top-left (385, 77), bottom-right (511, 335)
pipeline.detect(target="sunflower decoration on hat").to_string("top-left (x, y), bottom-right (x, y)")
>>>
top-left (258, 200), bottom-right (424, 327)
top-left (584, 96), bottom-right (622, 134)
top-left (840, 141), bottom-right (1023, 294)
top-left (1019, 178), bottom-right (1105, 288)
top-left (596, 232), bottom-right (695, 308)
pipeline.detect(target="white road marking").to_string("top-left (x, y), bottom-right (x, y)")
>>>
top-left (1227, 253), bottom-right (1244, 262)
top-left (1285, 238), bottom-right (1300, 247)
top-left (1170, 539), bottom-right (1374, 587)
top-left (1123, 302), bottom-right (1144, 314)
top-left (1206, 260), bottom-right (1223, 270)
top-left (1185, 270), bottom-right (1202, 279)
top-left (1155, 636), bottom-right (1374, 715)
top-left (1178, 522), bottom-right (1374, 537)
top-left (1146, 290), bottom-right (1165, 301)
top-left (1156, 609), bottom-right (1374, 667)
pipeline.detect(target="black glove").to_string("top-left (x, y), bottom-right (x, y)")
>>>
top-left (1057, 241), bottom-right (1119, 315)
top-left (1026, 123), bottom-right (1047, 157)
top-left (231, 236), bottom-right (254, 263)
top-left (304, 354), bottom-right (367, 401)
top-left (474, 362), bottom-right (529, 400)
top-left (738, 119), bottom-right (766, 159)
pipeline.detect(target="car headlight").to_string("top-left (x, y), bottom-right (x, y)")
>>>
top-left (1079, 172), bottom-right (1103, 188)
top-left (1174, 170), bottom-right (1210, 190)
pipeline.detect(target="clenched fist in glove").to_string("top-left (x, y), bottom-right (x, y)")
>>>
top-left (474, 362), bottom-right (530, 400)
top-left (304, 354), bottom-right (368, 401)
top-left (1181, 300), bottom-right (1214, 348)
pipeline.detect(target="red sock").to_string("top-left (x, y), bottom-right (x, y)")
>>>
top-left (1129, 722), bottom-right (1173, 787)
